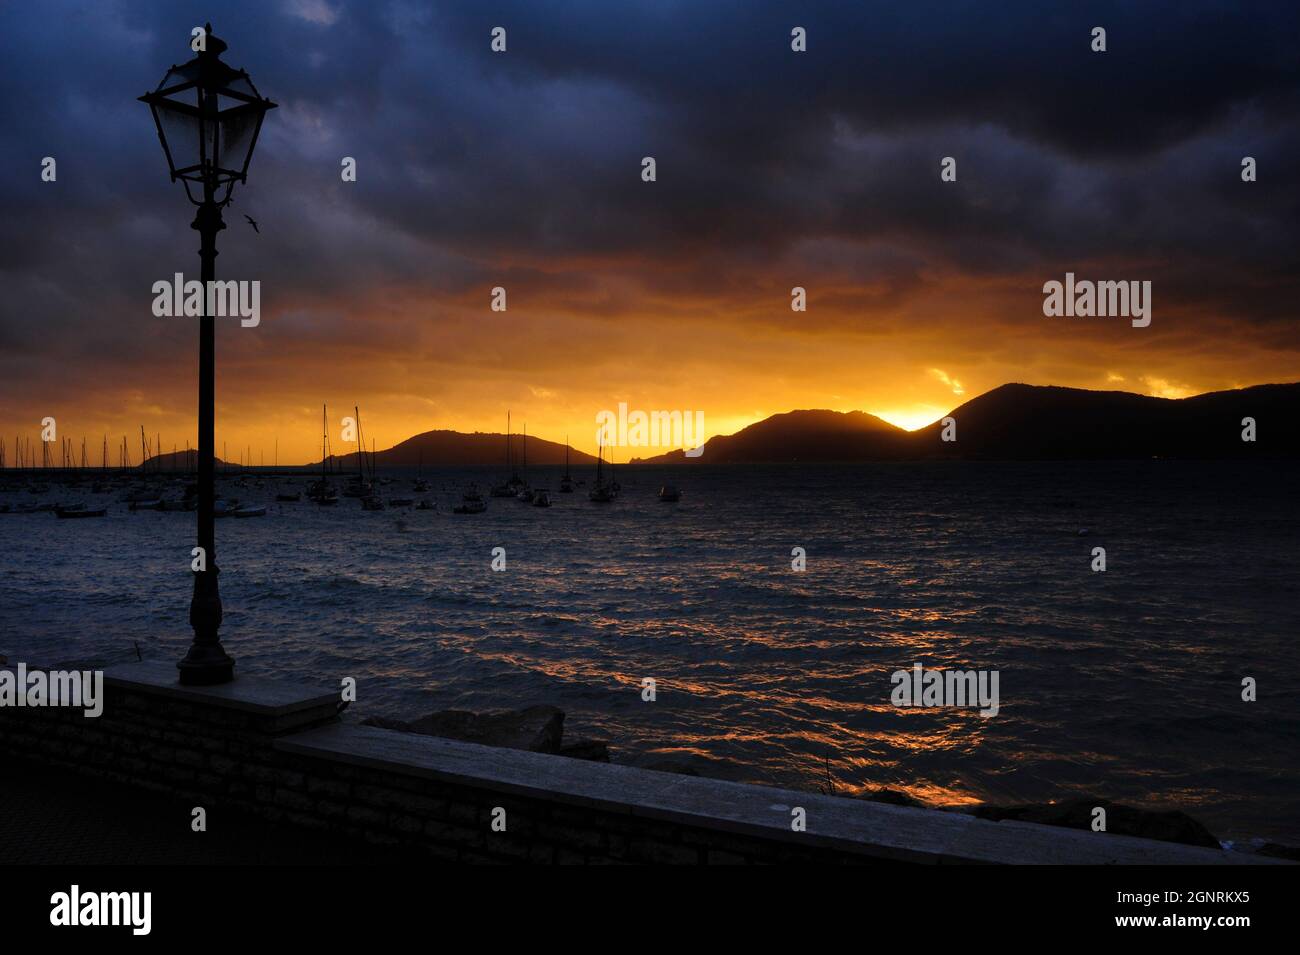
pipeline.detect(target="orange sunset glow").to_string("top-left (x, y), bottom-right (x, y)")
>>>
top-left (3, 4), bottom-right (1296, 464)
top-left (6, 275), bottom-right (1294, 463)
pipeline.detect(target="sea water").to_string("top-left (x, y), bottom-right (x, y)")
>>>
top-left (2, 460), bottom-right (1297, 845)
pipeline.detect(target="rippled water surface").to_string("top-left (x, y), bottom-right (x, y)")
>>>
top-left (3, 461), bottom-right (1298, 845)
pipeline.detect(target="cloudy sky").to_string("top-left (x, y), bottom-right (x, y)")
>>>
top-left (2, 0), bottom-right (1297, 461)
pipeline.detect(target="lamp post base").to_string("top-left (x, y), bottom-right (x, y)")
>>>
top-left (177, 648), bottom-right (235, 686)
top-left (183, 564), bottom-right (231, 684)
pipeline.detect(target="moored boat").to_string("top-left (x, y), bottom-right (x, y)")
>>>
top-left (453, 485), bottom-right (487, 514)
top-left (588, 441), bottom-right (616, 502)
top-left (560, 437), bottom-right (574, 492)
top-left (56, 506), bottom-right (106, 518)
top-left (343, 478), bottom-right (372, 498)
top-left (310, 485), bottom-right (338, 505)
top-left (310, 404), bottom-right (339, 504)
top-left (491, 412), bottom-right (525, 497)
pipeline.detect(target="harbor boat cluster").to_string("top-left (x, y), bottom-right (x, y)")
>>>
top-left (1, 410), bottom-right (682, 520)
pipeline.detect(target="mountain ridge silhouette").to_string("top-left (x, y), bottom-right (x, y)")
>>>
top-left (137, 383), bottom-right (1299, 469)
top-left (319, 430), bottom-right (599, 469)
top-left (633, 382), bottom-right (1300, 462)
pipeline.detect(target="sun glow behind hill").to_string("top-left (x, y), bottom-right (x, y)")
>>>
top-left (869, 407), bottom-right (950, 432)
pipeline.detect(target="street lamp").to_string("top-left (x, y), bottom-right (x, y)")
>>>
top-left (140, 24), bottom-right (276, 685)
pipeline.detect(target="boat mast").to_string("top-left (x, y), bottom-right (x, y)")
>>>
top-left (355, 405), bottom-right (364, 484)
top-left (508, 410), bottom-right (516, 482)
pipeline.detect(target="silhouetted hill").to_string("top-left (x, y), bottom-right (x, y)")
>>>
top-left (914, 383), bottom-right (1300, 459)
top-left (320, 430), bottom-right (597, 469)
top-left (140, 449), bottom-right (231, 472)
top-left (635, 383), bottom-right (1300, 462)
top-left (635, 409), bottom-right (912, 463)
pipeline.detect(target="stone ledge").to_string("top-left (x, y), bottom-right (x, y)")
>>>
top-left (104, 661), bottom-right (340, 718)
top-left (0, 660), bottom-right (340, 721)
top-left (276, 723), bottom-right (1288, 865)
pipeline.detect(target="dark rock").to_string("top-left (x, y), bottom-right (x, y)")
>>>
top-left (558, 739), bottom-right (610, 762)
top-left (968, 798), bottom-right (1220, 849)
top-left (362, 705), bottom-right (565, 754)
top-left (1257, 842), bottom-right (1300, 861)
top-left (630, 753), bottom-right (748, 781)
top-left (859, 788), bottom-right (926, 808)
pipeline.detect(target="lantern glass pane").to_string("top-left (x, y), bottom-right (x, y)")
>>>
top-left (162, 63), bottom-right (200, 89)
top-left (225, 74), bottom-right (257, 98)
top-left (217, 104), bottom-right (259, 173)
top-left (155, 96), bottom-right (203, 171)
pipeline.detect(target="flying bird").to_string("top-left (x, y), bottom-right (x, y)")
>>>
top-left (244, 214), bottom-right (260, 234)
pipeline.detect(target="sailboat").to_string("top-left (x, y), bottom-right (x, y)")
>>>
top-left (308, 404), bottom-right (338, 505)
top-left (345, 405), bottom-right (374, 500)
top-left (453, 482), bottom-right (487, 514)
top-left (413, 447), bottom-right (431, 493)
top-left (588, 440), bottom-right (615, 502)
top-left (56, 503), bottom-right (107, 518)
top-left (559, 436), bottom-right (574, 493)
top-left (490, 412), bottom-right (522, 497)
top-left (515, 424), bottom-right (534, 502)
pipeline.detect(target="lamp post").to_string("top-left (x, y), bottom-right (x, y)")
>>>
top-left (140, 24), bottom-right (275, 685)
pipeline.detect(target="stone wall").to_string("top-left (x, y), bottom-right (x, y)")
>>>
top-left (0, 662), bottom-right (1274, 865)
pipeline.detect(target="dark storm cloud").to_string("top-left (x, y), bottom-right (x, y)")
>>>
top-left (1, 0), bottom-right (1298, 413)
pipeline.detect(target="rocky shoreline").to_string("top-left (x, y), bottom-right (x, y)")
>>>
top-left (363, 704), bottom-right (1298, 860)
top-left (362, 705), bottom-right (609, 762)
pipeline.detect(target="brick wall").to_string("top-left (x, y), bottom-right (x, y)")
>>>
top-left (0, 667), bottom-right (881, 864)
top-left (0, 662), bottom-right (1267, 865)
